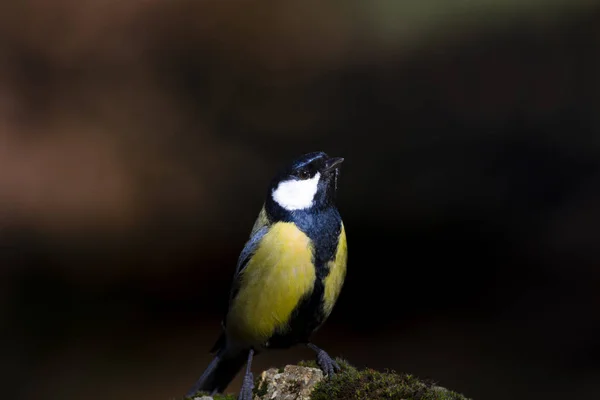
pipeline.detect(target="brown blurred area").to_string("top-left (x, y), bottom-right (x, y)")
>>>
top-left (1, 1), bottom-right (600, 399)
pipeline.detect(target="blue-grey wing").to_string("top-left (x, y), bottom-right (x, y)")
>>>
top-left (234, 225), bottom-right (268, 279)
top-left (219, 208), bottom-right (270, 328)
top-left (232, 206), bottom-right (270, 280)
top-left (228, 225), bottom-right (269, 304)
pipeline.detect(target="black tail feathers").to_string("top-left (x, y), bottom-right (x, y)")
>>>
top-left (186, 337), bottom-right (248, 397)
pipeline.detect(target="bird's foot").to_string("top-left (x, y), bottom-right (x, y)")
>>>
top-left (315, 349), bottom-right (340, 377)
top-left (237, 370), bottom-right (254, 400)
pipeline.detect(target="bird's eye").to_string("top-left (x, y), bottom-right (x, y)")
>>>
top-left (297, 170), bottom-right (311, 180)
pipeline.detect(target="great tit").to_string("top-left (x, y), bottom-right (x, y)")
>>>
top-left (186, 151), bottom-right (347, 400)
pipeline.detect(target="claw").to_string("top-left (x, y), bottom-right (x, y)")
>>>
top-left (316, 349), bottom-right (340, 377)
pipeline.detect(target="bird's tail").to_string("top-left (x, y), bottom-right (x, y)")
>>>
top-left (186, 334), bottom-right (248, 397)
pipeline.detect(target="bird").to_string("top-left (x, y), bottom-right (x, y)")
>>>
top-left (186, 151), bottom-right (348, 400)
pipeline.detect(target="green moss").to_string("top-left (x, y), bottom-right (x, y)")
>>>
top-left (309, 359), bottom-right (470, 400)
top-left (213, 395), bottom-right (237, 400)
top-left (254, 375), bottom-right (269, 398)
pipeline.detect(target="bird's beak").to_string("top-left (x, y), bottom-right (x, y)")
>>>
top-left (324, 157), bottom-right (344, 172)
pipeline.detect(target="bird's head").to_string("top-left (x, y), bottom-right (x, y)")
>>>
top-left (267, 151), bottom-right (344, 213)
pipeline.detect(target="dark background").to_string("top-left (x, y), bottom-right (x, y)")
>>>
top-left (1, 1), bottom-right (599, 399)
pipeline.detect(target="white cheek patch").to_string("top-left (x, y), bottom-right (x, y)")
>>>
top-left (272, 172), bottom-right (321, 211)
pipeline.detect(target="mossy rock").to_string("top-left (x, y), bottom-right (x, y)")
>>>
top-left (308, 359), bottom-right (470, 400)
top-left (184, 359), bottom-right (470, 400)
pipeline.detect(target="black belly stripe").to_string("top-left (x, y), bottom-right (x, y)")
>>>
top-left (265, 206), bottom-right (342, 348)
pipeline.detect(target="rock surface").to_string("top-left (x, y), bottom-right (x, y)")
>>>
top-left (254, 365), bottom-right (324, 400)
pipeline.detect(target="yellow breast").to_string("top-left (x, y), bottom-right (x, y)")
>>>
top-left (322, 223), bottom-right (347, 319)
top-left (226, 222), bottom-right (316, 346)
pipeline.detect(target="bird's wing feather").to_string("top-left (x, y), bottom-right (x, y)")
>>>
top-left (233, 225), bottom-right (269, 281)
top-left (218, 225), bottom-right (268, 327)
top-left (228, 206), bottom-right (271, 305)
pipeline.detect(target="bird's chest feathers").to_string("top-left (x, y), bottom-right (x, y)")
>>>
top-left (322, 223), bottom-right (347, 318)
top-left (227, 223), bottom-right (317, 343)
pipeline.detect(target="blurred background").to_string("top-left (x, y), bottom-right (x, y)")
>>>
top-left (1, 1), bottom-right (599, 399)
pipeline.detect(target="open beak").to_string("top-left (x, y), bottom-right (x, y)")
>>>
top-left (324, 157), bottom-right (344, 172)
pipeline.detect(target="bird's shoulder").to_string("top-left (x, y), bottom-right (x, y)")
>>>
top-left (250, 206), bottom-right (270, 236)
top-left (236, 206), bottom-right (271, 276)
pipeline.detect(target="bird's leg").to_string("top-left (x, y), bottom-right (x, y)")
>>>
top-left (238, 348), bottom-right (254, 400)
top-left (307, 343), bottom-right (340, 376)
